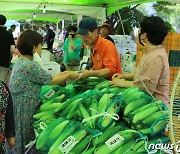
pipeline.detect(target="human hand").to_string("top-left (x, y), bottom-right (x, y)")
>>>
top-left (112, 73), bottom-right (124, 80)
top-left (6, 137), bottom-right (15, 148)
top-left (110, 78), bottom-right (126, 87)
top-left (77, 70), bottom-right (92, 80)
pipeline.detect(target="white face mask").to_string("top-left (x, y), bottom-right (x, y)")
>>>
top-left (33, 52), bottom-right (43, 67)
top-left (138, 33), bottom-right (147, 46)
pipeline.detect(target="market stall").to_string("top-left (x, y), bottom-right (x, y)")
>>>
top-left (1, 1), bottom-right (179, 154)
top-left (30, 78), bottom-right (170, 154)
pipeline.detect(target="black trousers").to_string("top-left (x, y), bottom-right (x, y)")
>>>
top-left (47, 42), bottom-right (54, 53)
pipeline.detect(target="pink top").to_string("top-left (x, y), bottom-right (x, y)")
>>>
top-left (134, 45), bottom-right (170, 105)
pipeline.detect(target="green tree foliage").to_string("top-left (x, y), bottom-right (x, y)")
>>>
top-left (106, 2), bottom-right (179, 35)
top-left (153, 2), bottom-right (176, 18)
top-left (153, 2), bottom-right (179, 32)
top-left (165, 22), bottom-right (176, 32)
top-left (106, 5), bottom-right (144, 35)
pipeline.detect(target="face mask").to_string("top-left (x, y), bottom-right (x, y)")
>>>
top-left (138, 33), bottom-right (147, 46)
top-left (70, 34), bottom-right (75, 38)
top-left (33, 52), bottom-right (43, 67)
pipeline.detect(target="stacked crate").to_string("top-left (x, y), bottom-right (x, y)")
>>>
top-left (110, 35), bottom-right (137, 73)
top-left (168, 33), bottom-right (180, 90)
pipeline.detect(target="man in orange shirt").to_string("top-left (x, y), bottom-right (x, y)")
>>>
top-left (77, 17), bottom-right (122, 80)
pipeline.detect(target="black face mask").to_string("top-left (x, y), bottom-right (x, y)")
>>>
top-left (138, 33), bottom-right (146, 46)
top-left (70, 34), bottom-right (75, 38)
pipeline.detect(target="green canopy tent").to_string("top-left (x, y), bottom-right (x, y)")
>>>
top-left (0, 0), bottom-right (179, 22)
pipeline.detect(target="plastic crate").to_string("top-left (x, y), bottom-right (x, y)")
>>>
top-left (169, 50), bottom-right (180, 67)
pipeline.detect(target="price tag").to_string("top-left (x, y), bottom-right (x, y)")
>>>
top-left (44, 89), bottom-right (55, 98)
top-left (58, 136), bottom-right (78, 154)
top-left (105, 134), bottom-right (124, 150)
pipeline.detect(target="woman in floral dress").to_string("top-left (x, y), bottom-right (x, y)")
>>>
top-left (8, 30), bottom-right (79, 154)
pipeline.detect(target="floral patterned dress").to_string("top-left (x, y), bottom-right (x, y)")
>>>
top-left (0, 80), bottom-right (14, 154)
top-left (8, 59), bottom-right (52, 154)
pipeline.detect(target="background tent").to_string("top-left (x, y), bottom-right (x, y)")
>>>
top-left (0, 0), bottom-right (179, 22)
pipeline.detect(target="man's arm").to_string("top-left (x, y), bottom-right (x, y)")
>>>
top-left (49, 30), bottom-right (55, 42)
top-left (78, 68), bottom-right (110, 79)
top-left (102, 42), bottom-right (121, 77)
top-left (89, 68), bottom-right (110, 78)
top-left (9, 33), bottom-right (15, 54)
top-left (44, 31), bottom-right (49, 42)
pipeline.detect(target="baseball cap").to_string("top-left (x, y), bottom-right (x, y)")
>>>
top-left (77, 17), bottom-right (97, 35)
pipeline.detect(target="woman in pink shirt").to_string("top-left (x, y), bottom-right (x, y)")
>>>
top-left (111, 16), bottom-right (170, 105)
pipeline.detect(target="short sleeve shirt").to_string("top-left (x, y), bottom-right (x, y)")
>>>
top-left (63, 37), bottom-right (83, 64)
top-left (0, 27), bottom-right (15, 68)
top-left (134, 45), bottom-right (170, 105)
top-left (92, 36), bottom-right (122, 78)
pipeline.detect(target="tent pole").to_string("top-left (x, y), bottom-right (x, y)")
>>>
top-left (102, 5), bottom-right (107, 23)
top-left (32, 20), bottom-right (33, 31)
top-left (71, 15), bottom-right (74, 25)
top-left (56, 21), bottom-right (58, 36)
top-left (77, 14), bottom-right (82, 25)
top-left (62, 19), bottom-right (64, 32)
